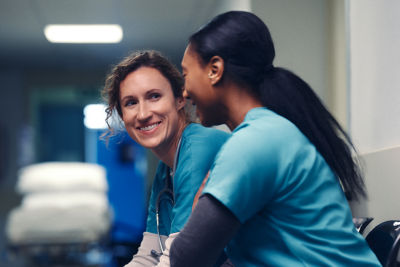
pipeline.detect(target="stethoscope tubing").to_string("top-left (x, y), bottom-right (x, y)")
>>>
top-left (153, 136), bottom-right (182, 256)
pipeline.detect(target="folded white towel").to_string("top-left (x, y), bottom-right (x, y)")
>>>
top-left (22, 191), bottom-right (110, 211)
top-left (17, 162), bottom-right (107, 194)
top-left (6, 205), bottom-right (112, 244)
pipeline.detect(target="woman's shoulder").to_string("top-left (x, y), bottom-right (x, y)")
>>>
top-left (234, 108), bottom-right (306, 144)
top-left (183, 123), bottom-right (231, 143)
top-left (177, 123), bottom-right (230, 169)
top-left (218, 110), bottom-right (310, 162)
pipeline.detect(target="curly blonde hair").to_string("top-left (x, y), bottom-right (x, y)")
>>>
top-left (101, 50), bottom-right (189, 139)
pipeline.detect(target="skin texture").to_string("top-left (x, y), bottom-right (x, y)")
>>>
top-left (120, 66), bottom-right (186, 167)
top-left (181, 44), bottom-right (262, 130)
top-left (181, 45), bottom-right (227, 127)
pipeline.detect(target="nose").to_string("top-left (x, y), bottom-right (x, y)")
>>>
top-left (137, 102), bottom-right (152, 121)
top-left (183, 88), bottom-right (190, 100)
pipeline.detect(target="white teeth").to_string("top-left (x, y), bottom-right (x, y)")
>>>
top-left (140, 123), bottom-right (159, 131)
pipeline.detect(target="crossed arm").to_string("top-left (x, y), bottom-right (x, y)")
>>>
top-left (169, 194), bottom-right (240, 267)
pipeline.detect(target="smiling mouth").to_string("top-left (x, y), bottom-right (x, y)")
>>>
top-left (188, 98), bottom-right (196, 106)
top-left (138, 122), bottom-right (161, 131)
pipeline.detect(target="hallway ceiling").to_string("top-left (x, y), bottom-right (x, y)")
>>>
top-left (0, 0), bottom-right (221, 71)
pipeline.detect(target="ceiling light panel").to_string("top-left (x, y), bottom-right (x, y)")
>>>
top-left (44, 24), bottom-right (123, 43)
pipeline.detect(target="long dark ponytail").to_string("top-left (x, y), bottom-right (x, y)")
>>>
top-left (260, 67), bottom-right (365, 200)
top-left (189, 11), bottom-right (365, 200)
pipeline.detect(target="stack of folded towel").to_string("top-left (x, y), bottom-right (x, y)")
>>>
top-left (6, 162), bottom-right (112, 245)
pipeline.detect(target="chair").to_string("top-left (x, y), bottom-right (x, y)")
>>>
top-left (365, 220), bottom-right (400, 267)
top-left (353, 217), bottom-right (374, 235)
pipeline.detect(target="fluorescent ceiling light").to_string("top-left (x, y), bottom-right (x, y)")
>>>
top-left (44, 24), bottom-right (123, 43)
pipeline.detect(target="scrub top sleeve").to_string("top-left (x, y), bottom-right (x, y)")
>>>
top-left (203, 130), bottom-right (280, 223)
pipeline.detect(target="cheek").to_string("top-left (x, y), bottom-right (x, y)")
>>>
top-left (120, 109), bottom-right (128, 122)
top-left (127, 131), bottom-right (139, 144)
top-left (168, 105), bottom-right (181, 120)
top-left (166, 103), bottom-right (181, 121)
top-left (186, 75), bottom-right (195, 89)
top-left (121, 109), bottom-right (135, 125)
top-left (122, 117), bottom-right (129, 128)
top-left (186, 80), bottom-right (199, 98)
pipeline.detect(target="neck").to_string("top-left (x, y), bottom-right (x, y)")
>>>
top-left (222, 84), bottom-right (262, 130)
top-left (152, 117), bottom-right (187, 168)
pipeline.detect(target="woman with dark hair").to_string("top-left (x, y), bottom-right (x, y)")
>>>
top-left (102, 50), bottom-right (230, 266)
top-left (169, 11), bottom-right (381, 266)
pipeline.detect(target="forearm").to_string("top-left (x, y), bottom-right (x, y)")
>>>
top-left (170, 194), bottom-right (240, 267)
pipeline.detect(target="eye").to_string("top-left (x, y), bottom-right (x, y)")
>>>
top-left (149, 93), bottom-right (161, 101)
top-left (124, 99), bottom-right (137, 107)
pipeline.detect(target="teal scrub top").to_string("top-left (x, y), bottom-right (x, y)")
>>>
top-left (203, 108), bottom-right (381, 266)
top-left (146, 123), bottom-right (230, 236)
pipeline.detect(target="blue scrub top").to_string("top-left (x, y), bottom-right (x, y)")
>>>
top-left (146, 123), bottom-right (230, 236)
top-left (203, 108), bottom-right (380, 266)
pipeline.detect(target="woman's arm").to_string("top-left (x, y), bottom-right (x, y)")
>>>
top-left (170, 194), bottom-right (240, 267)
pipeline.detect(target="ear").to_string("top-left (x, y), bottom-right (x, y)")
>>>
top-left (208, 56), bottom-right (224, 85)
top-left (176, 95), bottom-right (186, 110)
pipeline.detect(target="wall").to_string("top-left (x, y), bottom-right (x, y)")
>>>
top-left (0, 70), bottom-right (25, 266)
top-left (252, 0), bottom-right (329, 103)
top-left (252, 0), bottom-right (351, 128)
top-left (0, 71), bottom-right (24, 187)
top-left (216, 0), bottom-right (251, 13)
top-left (349, 0), bottom-right (400, 154)
top-left (353, 147), bottom-right (400, 225)
top-left (348, 0), bottom-right (400, 227)
top-left (327, 0), bottom-right (348, 128)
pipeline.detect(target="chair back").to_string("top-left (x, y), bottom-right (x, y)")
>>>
top-left (366, 220), bottom-right (400, 267)
top-left (353, 217), bottom-right (374, 235)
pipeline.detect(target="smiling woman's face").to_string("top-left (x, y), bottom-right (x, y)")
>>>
top-left (181, 44), bottom-right (224, 127)
top-left (120, 66), bottom-right (185, 152)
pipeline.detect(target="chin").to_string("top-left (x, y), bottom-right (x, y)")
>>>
top-left (200, 120), bottom-right (215, 127)
top-left (199, 116), bottom-right (221, 127)
top-left (198, 107), bottom-right (225, 127)
top-left (142, 143), bottom-right (162, 151)
top-left (134, 136), bottom-right (160, 150)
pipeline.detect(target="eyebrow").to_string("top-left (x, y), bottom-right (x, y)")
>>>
top-left (120, 88), bottom-right (162, 100)
top-left (146, 88), bottom-right (162, 94)
top-left (120, 95), bottom-right (133, 102)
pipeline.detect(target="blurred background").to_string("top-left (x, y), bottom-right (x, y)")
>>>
top-left (0, 0), bottom-right (399, 266)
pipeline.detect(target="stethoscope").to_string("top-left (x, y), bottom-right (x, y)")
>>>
top-left (151, 137), bottom-right (182, 258)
